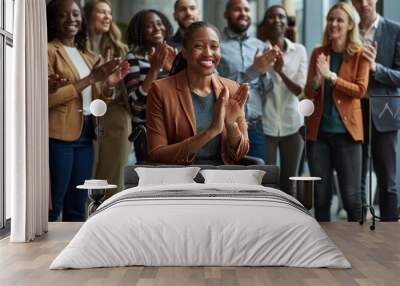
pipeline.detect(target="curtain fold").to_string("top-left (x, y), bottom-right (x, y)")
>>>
top-left (9, 0), bottom-right (49, 242)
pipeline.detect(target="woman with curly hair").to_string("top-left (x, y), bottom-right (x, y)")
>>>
top-left (124, 9), bottom-right (176, 163)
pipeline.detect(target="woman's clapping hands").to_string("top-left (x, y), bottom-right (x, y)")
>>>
top-left (210, 83), bottom-right (249, 136)
top-left (90, 57), bottom-right (130, 86)
top-left (224, 83), bottom-right (248, 127)
top-left (149, 41), bottom-right (176, 72)
top-left (48, 74), bottom-right (69, 93)
top-left (316, 53), bottom-right (331, 79)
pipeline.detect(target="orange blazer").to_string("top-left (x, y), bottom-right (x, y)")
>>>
top-left (146, 70), bottom-right (250, 165)
top-left (48, 39), bottom-right (104, 141)
top-left (304, 45), bottom-right (370, 142)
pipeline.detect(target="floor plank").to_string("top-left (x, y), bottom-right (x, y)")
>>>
top-left (0, 222), bottom-right (399, 286)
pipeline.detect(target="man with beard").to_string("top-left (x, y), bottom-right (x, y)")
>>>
top-left (352, 0), bottom-right (400, 221)
top-left (169, 0), bottom-right (199, 50)
top-left (217, 0), bottom-right (278, 161)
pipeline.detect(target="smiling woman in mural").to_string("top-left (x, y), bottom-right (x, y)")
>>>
top-left (124, 9), bottom-right (175, 163)
top-left (146, 21), bottom-right (250, 165)
top-left (46, 0), bottom-right (129, 222)
top-left (84, 0), bottom-right (131, 199)
top-left (257, 5), bottom-right (308, 195)
top-left (304, 2), bottom-right (370, 222)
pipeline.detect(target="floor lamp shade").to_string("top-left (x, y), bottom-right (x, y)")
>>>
top-left (90, 99), bottom-right (107, 117)
top-left (90, 99), bottom-right (107, 137)
top-left (297, 99), bottom-right (314, 165)
top-left (298, 99), bottom-right (314, 117)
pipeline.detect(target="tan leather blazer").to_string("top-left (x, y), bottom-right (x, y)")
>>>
top-left (48, 39), bottom-right (102, 141)
top-left (304, 45), bottom-right (370, 142)
top-left (146, 70), bottom-right (250, 165)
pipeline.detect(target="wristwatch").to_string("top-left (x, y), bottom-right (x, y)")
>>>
top-left (329, 72), bottom-right (338, 84)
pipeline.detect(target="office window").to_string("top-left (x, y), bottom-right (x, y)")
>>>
top-left (1, 0), bottom-right (13, 230)
top-left (293, 0), bottom-right (304, 43)
top-left (5, 0), bottom-right (13, 33)
top-left (0, 38), bottom-right (3, 229)
top-left (4, 43), bottom-right (12, 221)
top-left (247, 0), bottom-right (258, 36)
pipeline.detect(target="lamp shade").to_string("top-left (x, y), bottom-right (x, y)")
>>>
top-left (90, 99), bottom-right (107, 117)
top-left (298, 99), bottom-right (314, 117)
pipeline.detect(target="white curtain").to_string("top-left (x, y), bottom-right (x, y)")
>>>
top-left (8, 0), bottom-right (49, 242)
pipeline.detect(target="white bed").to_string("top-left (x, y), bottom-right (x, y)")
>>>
top-left (50, 183), bottom-right (351, 269)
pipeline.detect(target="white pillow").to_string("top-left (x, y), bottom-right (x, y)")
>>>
top-left (135, 167), bottom-right (201, 186)
top-left (200, 169), bottom-right (266, 185)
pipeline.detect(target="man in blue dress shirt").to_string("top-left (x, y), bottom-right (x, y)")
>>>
top-left (217, 0), bottom-right (278, 161)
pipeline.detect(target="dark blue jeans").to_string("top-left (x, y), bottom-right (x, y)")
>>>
top-left (49, 116), bottom-right (94, 222)
top-left (307, 132), bottom-right (362, 222)
top-left (247, 120), bottom-right (266, 162)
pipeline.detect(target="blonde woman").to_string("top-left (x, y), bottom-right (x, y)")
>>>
top-left (84, 0), bottom-right (131, 198)
top-left (304, 3), bottom-right (370, 222)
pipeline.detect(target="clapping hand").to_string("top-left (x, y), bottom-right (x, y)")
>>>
top-left (149, 42), bottom-right (176, 72)
top-left (362, 41), bottom-right (377, 72)
top-left (253, 46), bottom-right (279, 74)
top-left (163, 44), bottom-right (177, 72)
top-left (273, 49), bottom-right (284, 73)
top-left (224, 83), bottom-right (248, 127)
top-left (209, 84), bottom-right (248, 136)
top-left (210, 89), bottom-right (228, 136)
top-left (48, 74), bottom-right (69, 93)
top-left (106, 59), bottom-right (130, 87)
top-left (316, 53), bottom-right (331, 79)
top-left (90, 57), bottom-right (129, 86)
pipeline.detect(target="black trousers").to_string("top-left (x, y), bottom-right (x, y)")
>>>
top-left (361, 99), bottom-right (399, 221)
top-left (308, 132), bottom-right (362, 222)
top-left (265, 132), bottom-right (304, 195)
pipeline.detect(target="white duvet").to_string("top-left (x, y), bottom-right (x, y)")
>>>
top-left (50, 183), bottom-right (351, 269)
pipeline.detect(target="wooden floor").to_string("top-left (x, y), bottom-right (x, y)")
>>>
top-left (1, 222), bottom-right (400, 286)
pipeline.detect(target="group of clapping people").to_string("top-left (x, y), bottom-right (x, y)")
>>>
top-left (47, 0), bottom-right (400, 224)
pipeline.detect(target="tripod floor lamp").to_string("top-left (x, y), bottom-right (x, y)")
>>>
top-left (90, 99), bottom-right (107, 137)
top-left (289, 99), bottom-right (321, 210)
top-left (359, 95), bottom-right (400, 230)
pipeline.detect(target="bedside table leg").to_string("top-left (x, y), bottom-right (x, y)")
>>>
top-left (87, 189), bottom-right (106, 216)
